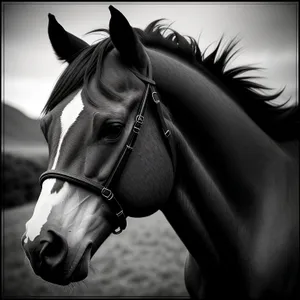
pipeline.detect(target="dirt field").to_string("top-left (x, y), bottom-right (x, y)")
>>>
top-left (3, 202), bottom-right (189, 297)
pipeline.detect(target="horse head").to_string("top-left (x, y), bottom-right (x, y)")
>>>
top-left (21, 6), bottom-right (175, 285)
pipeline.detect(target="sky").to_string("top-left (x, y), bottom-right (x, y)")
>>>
top-left (2, 2), bottom-right (298, 119)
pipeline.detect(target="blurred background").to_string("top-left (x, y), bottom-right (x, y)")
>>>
top-left (2, 2), bottom-right (298, 297)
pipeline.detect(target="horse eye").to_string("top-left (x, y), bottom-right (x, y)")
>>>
top-left (100, 123), bottom-right (124, 142)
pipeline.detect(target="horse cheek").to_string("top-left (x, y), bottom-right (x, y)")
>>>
top-left (115, 130), bottom-right (174, 217)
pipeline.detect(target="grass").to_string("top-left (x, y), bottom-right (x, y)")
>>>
top-left (3, 202), bottom-right (189, 297)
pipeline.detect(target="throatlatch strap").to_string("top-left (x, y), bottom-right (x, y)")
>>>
top-left (150, 86), bottom-right (170, 138)
top-left (150, 86), bottom-right (177, 171)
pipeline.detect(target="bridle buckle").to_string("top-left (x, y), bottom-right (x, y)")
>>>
top-left (136, 115), bottom-right (144, 124)
top-left (152, 92), bottom-right (160, 103)
top-left (133, 114), bottom-right (144, 133)
top-left (164, 129), bottom-right (171, 138)
top-left (101, 187), bottom-right (114, 201)
top-left (116, 210), bottom-right (124, 218)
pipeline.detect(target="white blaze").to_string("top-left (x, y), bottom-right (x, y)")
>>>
top-left (24, 90), bottom-right (84, 243)
top-left (24, 179), bottom-right (72, 243)
top-left (51, 90), bottom-right (84, 169)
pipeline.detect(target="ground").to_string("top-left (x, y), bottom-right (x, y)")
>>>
top-left (3, 202), bottom-right (189, 297)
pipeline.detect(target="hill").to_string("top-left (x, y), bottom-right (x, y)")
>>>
top-left (3, 103), bottom-right (45, 145)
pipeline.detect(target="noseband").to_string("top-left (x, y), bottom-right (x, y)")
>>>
top-left (39, 54), bottom-right (176, 234)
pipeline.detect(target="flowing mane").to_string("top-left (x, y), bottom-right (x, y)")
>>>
top-left (43, 20), bottom-right (299, 142)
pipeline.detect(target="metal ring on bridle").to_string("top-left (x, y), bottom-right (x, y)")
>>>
top-left (152, 91), bottom-right (160, 103)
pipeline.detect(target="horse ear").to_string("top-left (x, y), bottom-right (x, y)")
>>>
top-left (108, 5), bottom-right (147, 70)
top-left (48, 13), bottom-right (89, 64)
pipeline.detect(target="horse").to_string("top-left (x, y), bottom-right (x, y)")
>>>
top-left (21, 5), bottom-right (299, 299)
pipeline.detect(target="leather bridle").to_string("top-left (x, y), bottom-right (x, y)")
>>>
top-left (39, 54), bottom-right (176, 234)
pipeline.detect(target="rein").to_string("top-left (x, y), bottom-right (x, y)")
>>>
top-left (39, 54), bottom-right (176, 235)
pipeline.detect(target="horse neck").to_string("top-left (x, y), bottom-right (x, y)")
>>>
top-left (147, 48), bottom-right (298, 282)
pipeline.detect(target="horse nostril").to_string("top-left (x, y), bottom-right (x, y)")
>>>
top-left (39, 230), bottom-right (68, 268)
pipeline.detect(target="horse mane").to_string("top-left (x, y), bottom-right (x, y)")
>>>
top-left (43, 20), bottom-right (299, 142)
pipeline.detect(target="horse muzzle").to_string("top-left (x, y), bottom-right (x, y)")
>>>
top-left (21, 229), bottom-right (93, 285)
